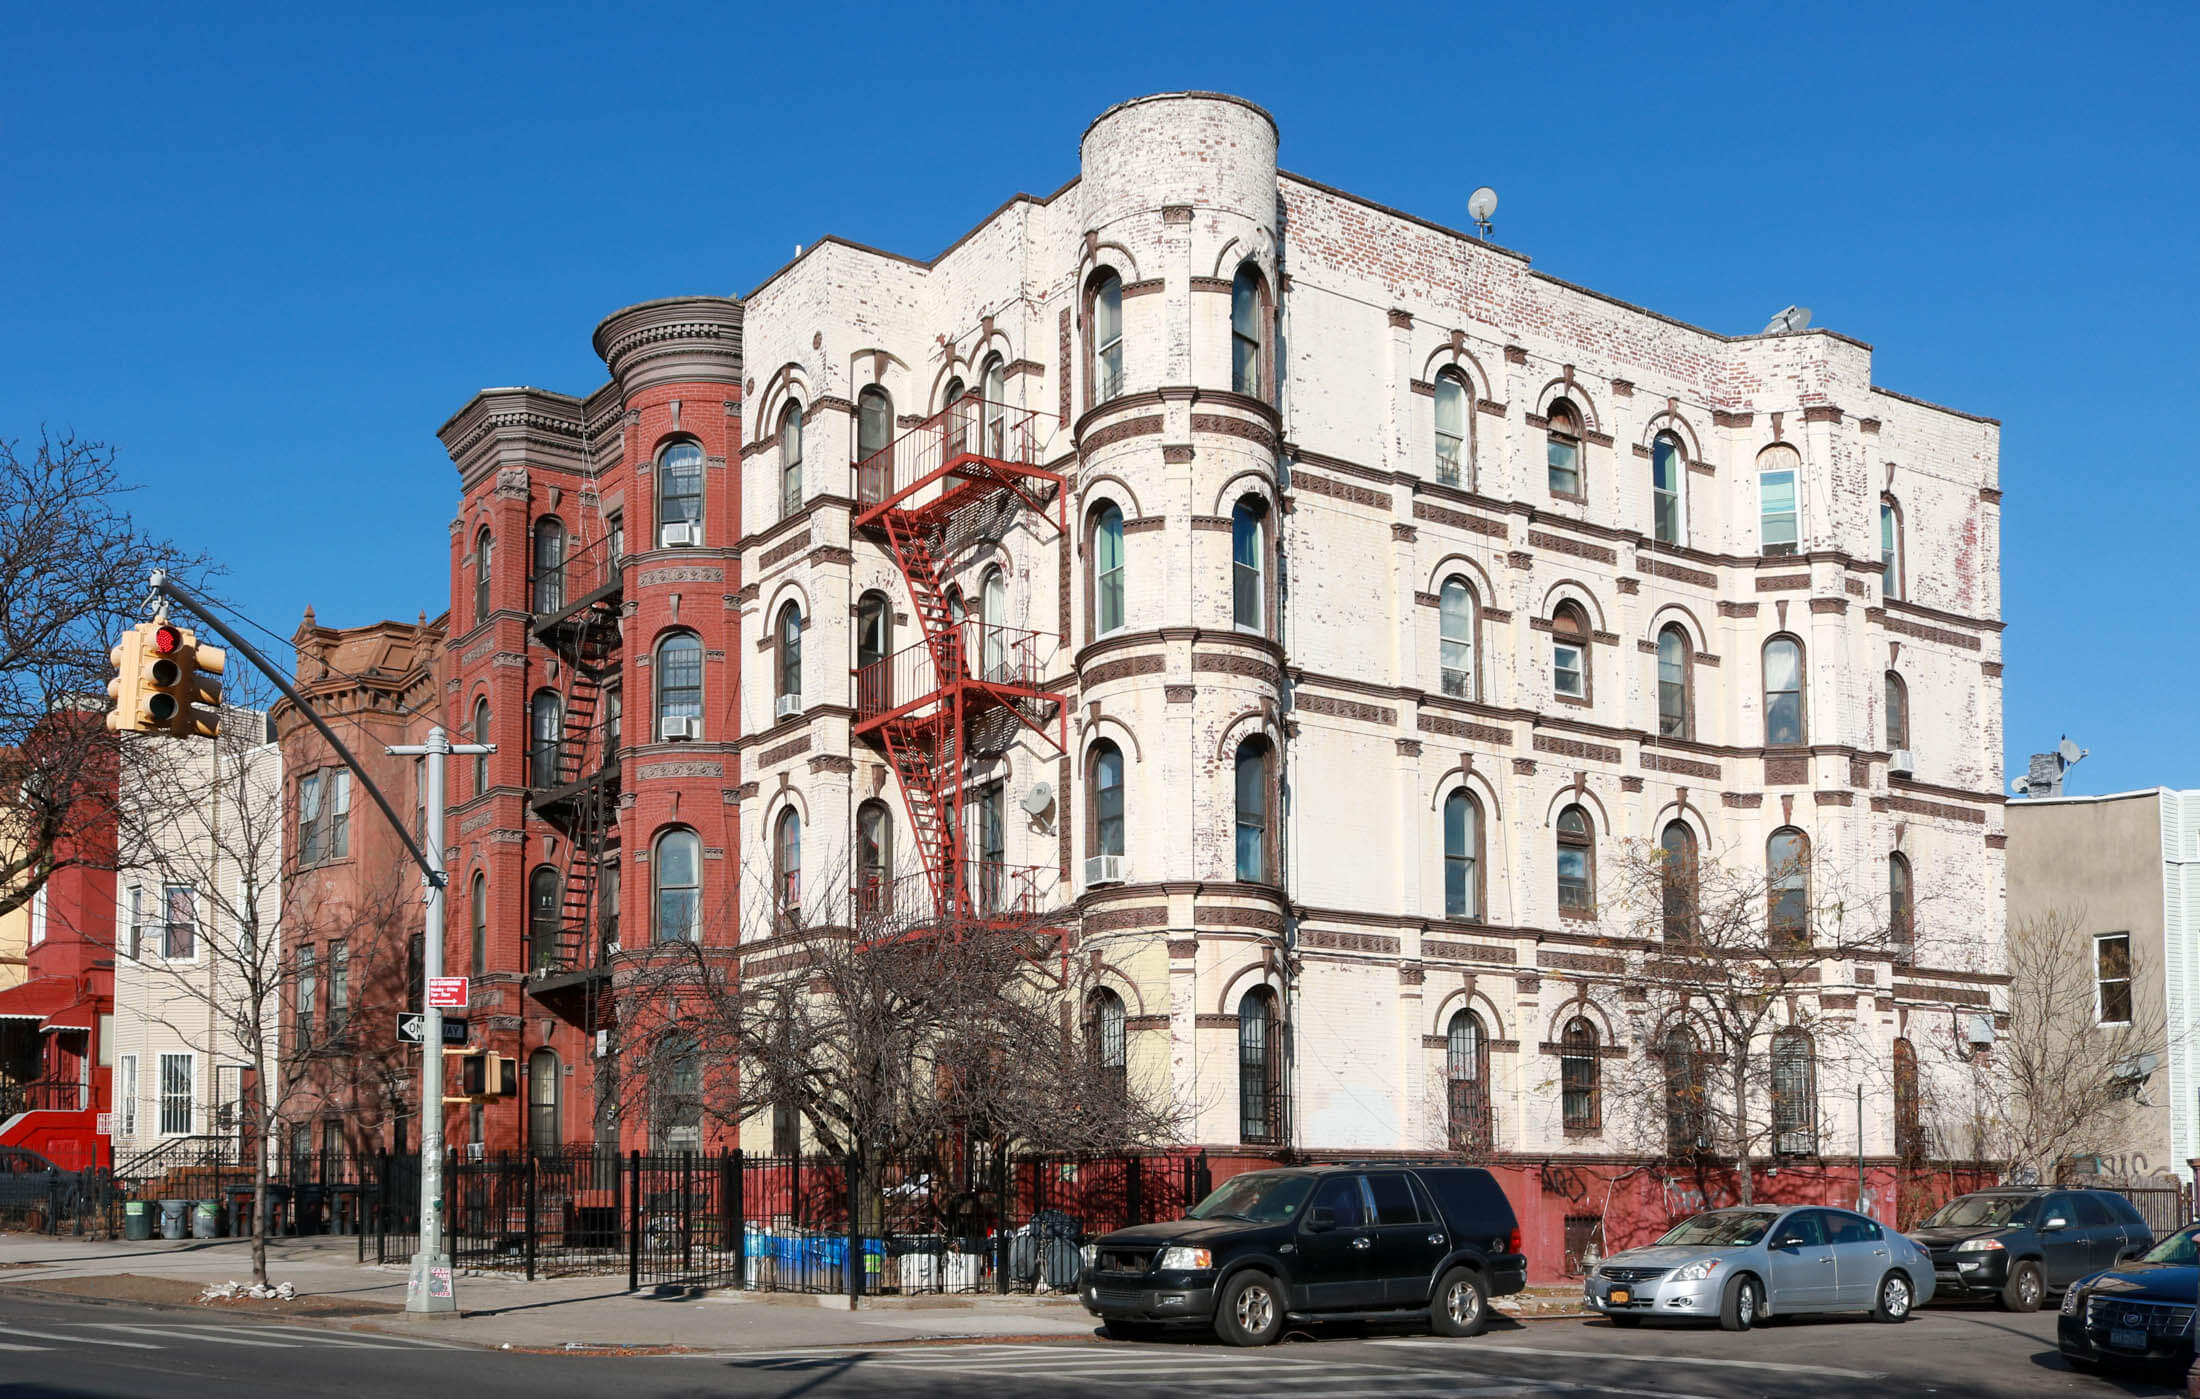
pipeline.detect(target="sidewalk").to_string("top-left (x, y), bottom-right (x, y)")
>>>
top-left (0, 1232), bottom-right (1101, 1352)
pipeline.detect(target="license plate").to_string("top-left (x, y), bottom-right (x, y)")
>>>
top-left (1609, 1288), bottom-right (1631, 1305)
top-left (2109, 1327), bottom-right (2147, 1352)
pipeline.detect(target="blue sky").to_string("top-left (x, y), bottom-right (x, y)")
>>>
top-left (2, 1), bottom-right (2191, 794)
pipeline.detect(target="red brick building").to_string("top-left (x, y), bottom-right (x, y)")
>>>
top-left (435, 296), bottom-right (743, 1154)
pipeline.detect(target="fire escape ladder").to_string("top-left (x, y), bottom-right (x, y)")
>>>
top-left (556, 783), bottom-right (610, 971)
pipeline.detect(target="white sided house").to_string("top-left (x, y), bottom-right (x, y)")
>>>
top-left (721, 91), bottom-right (2004, 1166)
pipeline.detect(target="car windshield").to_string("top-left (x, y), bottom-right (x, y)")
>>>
top-left (1921, 1196), bottom-right (2030, 1229)
top-left (1656, 1211), bottom-right (1776, 1247)
top-left (1187, 1172), bottom-right (1316, 1223)
top-left (2140, 1228), bottom-right (2198, 1266)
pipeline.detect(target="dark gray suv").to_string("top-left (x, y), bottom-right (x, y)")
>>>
top-left (1913, 1187), bottom-right (2154, 1310)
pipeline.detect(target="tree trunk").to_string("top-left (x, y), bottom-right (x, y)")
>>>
top-left (1733, 1065), bottom-right (1754, 1206)
top-left (250, 1075), bottom-right (271, 1286)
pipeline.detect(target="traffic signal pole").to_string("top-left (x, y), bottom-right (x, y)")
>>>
top-left (143, 572), bottom-right (490, 1315)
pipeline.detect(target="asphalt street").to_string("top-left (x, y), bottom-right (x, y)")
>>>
top-left (0, 1291), bottom-right (2179, 1399)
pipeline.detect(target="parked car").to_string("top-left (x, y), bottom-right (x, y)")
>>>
top-left (1077, 1163), bottom-right (1527, 1346)
top-left (0, 1146), bottom-right (66, 1208)
top-left (1912, 1187), bottom-right (2154, 1311)
top-left (2057, 1223), bottom-right (2197, 1378)
top-left (1583, 1205), bottom-right (1934, 1330)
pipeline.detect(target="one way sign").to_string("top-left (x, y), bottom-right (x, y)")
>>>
top-left (397, 1014), bottom-right (469, 1047)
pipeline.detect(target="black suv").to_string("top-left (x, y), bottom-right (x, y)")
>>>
top-left (1078, 1163), bottom-right (1526, 1346)
top-left (1913, 1187), bottom-right (2155, 1310)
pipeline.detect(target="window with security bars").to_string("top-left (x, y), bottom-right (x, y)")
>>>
top-left (1560, 1018), bottom-right (1599, 1130)
top-left (1238, 988), bottom-right (1282, 1145)
top-left (1445, 1010), bottom-right (1490, 1154)
top-left (1771, 1029), bottom-right (1816, 1155)
top-left (158, 1053), bottom-right (193, 1136)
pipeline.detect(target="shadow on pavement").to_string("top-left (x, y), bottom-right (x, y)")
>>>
top-left (2024, 1349), bottom-right (2185, 1396)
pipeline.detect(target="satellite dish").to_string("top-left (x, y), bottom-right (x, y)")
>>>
top-left (1020, 782), bottom-right (1054, 817)
top-left (1761, 305), bottom-right (1813, 335)
top-left (2057, 737), bottom-right (2085, 767)
top-left (1468, 187), bottom-right (1498, 222)
top-left (2010, 776), bottom-right (2031, 796)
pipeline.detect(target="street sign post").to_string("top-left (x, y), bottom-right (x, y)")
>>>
top-left (397, 1013), bottom-right (468, 1047)
top-left (427, 977), bottom-right (468, 1010)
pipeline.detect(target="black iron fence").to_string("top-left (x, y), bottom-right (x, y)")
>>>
top-left (0, 1165), bottom-right (116, 1236)
top-left (359, 1147), bottom-right (1210, 1292)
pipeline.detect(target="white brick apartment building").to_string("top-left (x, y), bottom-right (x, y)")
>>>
top-left (461, 92), bottom-right (2006, 1187)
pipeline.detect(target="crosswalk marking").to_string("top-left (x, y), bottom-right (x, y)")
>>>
top-left (243, 1324), bottom-right (461, 1350)
top-left (86, 1324), bottom-right (299, 1348)
top-left (0, 1325), bottom-right (164, 1349)
top-left (0, 1341), bottom-right (52, 1351)
top-left (55, 1321), bottom-right (457, 1351)
top-left (1374, 1338), bottom-right (1885, 1380)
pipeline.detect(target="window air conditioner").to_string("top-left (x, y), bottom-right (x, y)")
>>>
top-left (465, 1142), bottom-right (485, 1162)
top-left (660, 522), bottom-right (698, 548)
top-left (1085, 855), bottom-right (1125, 888)
top-left (659, 716), bottom-right (699, 741)
top-left (1889, 749), bottom-right (1915, 777)
top-left (775, 694), bottom-right (804, 721)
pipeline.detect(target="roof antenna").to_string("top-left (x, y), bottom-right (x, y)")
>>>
top-left (1761, 305), bottom-right (1812, 335)
top-left (1468, 187), bottom-right (1498, 241)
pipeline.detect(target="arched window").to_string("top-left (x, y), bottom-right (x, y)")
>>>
top-left (1234, 736), bottom-right (1271, 883)
top-left (1231, 498), bottom-right (1266, 632)
top-left (1889, 851), bottom-right (1914, 955)
top-left (856, 386), bottom-right (893, 466)
top-left (775, 602), bottom-right (803, 705)
top-left (1088, 989), bottom-right (1128, 1095)
top-left (1762, 637), bottom-right (1805, 746)
top-left (1768, 828), bottom-right (1811, 947)
top-left (1231, 262), bottom-right (1265, 398)
top-left (1885, 671), bottom-right (1909, 752)
top-left (1556, 805), bottom-right (1594, 914)
top-left (531, 517), bottom-right (565, 614)
top-left (980, 566), bottom-right (1009, 681)
top-left (469, 872), bottom-right (487, 977)
top-left (1660, 821), bottom-right (1697, 941)
top-left (528, 689), bottom-right (562, 789)
top-left (774, 808), bottom-right (802, 918)
top-left (471, 697), bottom-right (491, 793)
top-left (1664, 1026), bottom-right (1704, 1157)
top-left (1439, 578), bottom-right (1475, 699)
top-left (1443, 789), bottom-right (1479, 919)
top-left (981, 355), bottom-right (1007, 456)
top-left (473, 527), bottom-right (493, 625)
top-left (1560, 1017), bottom-right (1600, 1130)
top-left (1092, 271), bottom-right (1124, 403)
top-left (940, 376), bottom-right (969, 454)
top-left (1546, 399), bottom-right (1584, 499)
top-left (528, 1048), bottom-right (561, 1153)
top-left (779, 401), bottom-right (804, 519)
top-left (1657, 624), bottom-right (1692, 738)
top-left (1893, 1037), bottom-right (1922, 1163)
top-left (655, 631), bottom-right (702, 739)
top-left (1881, 496), bottom-right (1903, 601)
top-left (1090, 740), bottom-right (1125, 863)
top-left (1238, 986), bottom-right (1281, 1144)
top-left (1433, 371), bottom-right (1469, 486)
top-left (855, 591), bottom-right (891, 713)
top-left (857, 801), bottom-right (891, 915)
top-left (603, 686), bottom-right (622, 764)
top-left (1771, 1028), bottom-right (1816, 1155)
top-left (1551, 602), bottom-right (1589, 701)
top-left (1652, 433), bottom-right (1685, 544)
top-left (1758, 445), bottom-right (1800, 556)
top-left (1446, 1009), bottom-right (1489, 1153)
top-left (528, 865), bottom-right (561, 972)
top-left (657, 441), bottom-right (704, 545)
top-left (653, 828), bottom-right (700, 943)
top-left (1091, 503), bottom-right (1126, 637)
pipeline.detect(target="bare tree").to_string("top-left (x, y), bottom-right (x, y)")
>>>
top-left (1597, 833), bottom-right (1906, 1205)
top-left (0, 432), bottom-right (206, 915)
top-left (113, 681), bottom-right (413, 1285)
top-left (1922, 908), bottom-right (2173, 1185)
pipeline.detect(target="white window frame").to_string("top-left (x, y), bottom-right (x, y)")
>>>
top-left (1759, 464), bottom-right (1800, 556)
top-left (157, 1052), bottom-right (195, 1137)
top-left (2094, 932), bottom-right (2133, 1025)
top-left (1552, 636), bottom-right (1586, 699)
top-left (162, 884), bottom-right (198, 962)
top-left (28, 884), bottom-right (45, 946)
top-left (117, 1054), bottom-right (138, 1137)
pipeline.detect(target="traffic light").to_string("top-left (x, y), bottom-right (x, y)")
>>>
top-left (459, 1051), bottom-right (515, 1099)
top-left (105, 624), bottom-right (150, 734)
top-left (109, 622), bottom-right (226, 739)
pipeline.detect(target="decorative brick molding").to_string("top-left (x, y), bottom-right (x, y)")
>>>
top-left (1869, 608), bottom-right (1984, 652)
top-left (1616, 578), bottom-right (1640, 595)
top-left (1082, 414), bottom-right (1164, 454)
top-left (1165, 684), bottom-right (1195, 703)
top-left (1391, 523), bottom-right (1417, 542)
top-left (1850, 756), bottom-right (1873, 787)
top-left (1194, 1013), bottom-right (1240, 1030)
top-left (1423, 939), bottom-right (1518, 964)
top-left (1188, 276), bottom-right (1232, 294)
top-left (1722, 792), bottom-right (1764, 808)
top-left (639, 565), bottom-right (725, 587)
top-left (1298, 692), bottom-right (1395, 725)
top-left (1859, 417), bottom-right (1881, 434)
top-left (1876, 793), bottom-right (1988, 825)
top-left (1084, 654), bottom-right (1167, 687)
top-left (1395, 738), bottom-right (1422, 757)
top-left (1190, 514), bottom-right (1232, 532)
top-left (1164, 445), bottom-right (1196, 464)
top-left (1892, 982), bottom-right (1993, 1008)
top-left (1168, 939), bottom-right (1198, 958)
top-left (1504, 345), bottom-right (1528, 364)
top-left (1808, 597), bottom-right (1848, 615)
top-left (1388, 308), bottom-right (1414, 328)
top-left (1193, 652), bottom-right (1280, 682)
top-left (1985, 833), bottom-right (2008, 849)
top-left (1535, 733), bottom-right (1621, 764)
top-left (1756, 574), bottom-right (1811, 592)
top-left (1294, 472), bottom-right (1390, 510)
top-left (1124, 1014), bottom-right (1170, 1031)
top-left (1640, 751), bottom-right (1720, 781)
top-left (1712, 410), bottom-right (1753, 428)
top-left (1801, 405), bottom-right (1844, 423)
top-left (1610, 379), bottom-right (1634, 399)
top-left (759, 531), bottom-right (811, 570)
top-left (1476, 399), bottom-right (1508, 418)
top-left (1982, 661), bottom-right (2004, 678)
top-left (1397, 962), bottom-right (1425, 985)
top-left (1196, 905), bottom-right (1287, 933)
top-left (1162, 205), bottom-right (1193, 225)
top-left (1419, 714), bottom-right (1512, 746)
top-left (1764, 755), bottom-right (1809, 785)
top-left (1541, 950), bottom-right (1623, 974)
top-left (1121, 278), bottom-right (1164, 299)
top-left (1121, 516), bottom-right (1167, 534)
top-left (757, 735), bottom-right (812, 767)
top-left (1512, 758), bottom-right (1537, 775)
top-left (806, 545), bottom-right (856, 567)
top-left (1191, 413), bottom-right (1279, 451)
top-left (637, 760), bottom-right (725, 781)
top-left (1508, 551), bottom-right (1533, 570)
top-left (1084, 906), bottom-right (1167, 933)
top-left (1413, 500), bottom-right (1508, 538)
top-left (808, 755), bottom-right (855, 774)
top-left (1717, 601), bottom-right (1760, 618)
top-left (1528, 530), bottom-right (1616, 565)
top-left (1299, 929), bottom-right (1401, 954)
top-left (1639, 557), bottom-right (1716, 589)
top-left (1814, 789), bottom-right (1854, 806)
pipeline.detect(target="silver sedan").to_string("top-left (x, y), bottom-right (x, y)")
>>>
top-left (1583, 1205), bottom-right (1936, 1330)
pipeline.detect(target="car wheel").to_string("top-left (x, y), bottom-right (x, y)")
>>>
top-left (1997, 1260), bottom-right (2042, 1312)
top-left (1718, 1274), bottom-right (1761, 1332)
top-left (1872, 1271), bottom-right (1913, 1323)
top-left (1214, 1271), bottom-right (1285, 1347)
top-left (1429, 1266), bottom-right (1488, 1338)
top-left (1100, 1320), bottom-right (1161, 1342)
top-left (1607, 1314), bottom-right (1644, 1328)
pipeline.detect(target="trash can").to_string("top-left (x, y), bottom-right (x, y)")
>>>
top-left (122, 1200), bottom-right (152, 1242)
top-left (157, 1199), bottom-right (189, 1241)
top-left (191, 1200), bottom-right (225, 1239)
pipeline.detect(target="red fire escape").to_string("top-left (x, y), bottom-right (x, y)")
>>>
top-left (852, 398), bottom-right (1067, 924)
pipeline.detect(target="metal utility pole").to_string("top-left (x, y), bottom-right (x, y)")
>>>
top-left (388, 727), bottom-right (488, 1315)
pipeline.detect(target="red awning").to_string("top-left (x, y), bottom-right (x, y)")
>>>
top-left (0, 977), bottom-right (76, 1022)
top-left (38, 1001), bottom-right (96, 1034)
